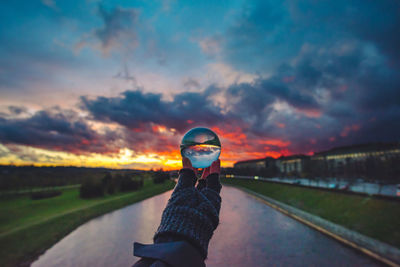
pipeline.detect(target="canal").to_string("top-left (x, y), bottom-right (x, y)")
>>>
top-left (32, 186), bottom-right (382, 266)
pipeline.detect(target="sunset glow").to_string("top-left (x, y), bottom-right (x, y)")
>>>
top-left (0, 1), bottom-right (399, 170)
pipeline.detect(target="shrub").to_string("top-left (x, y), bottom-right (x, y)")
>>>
top-left (31, 190), bottom-right (62, 200)
top-left (80, 180), bottom-right (104, 198)
top-left (102, 172), bottom-right (116, 195)
top-left (153, 171), bottom-right (170, 184)
top-left (119, 176), bottom-right (143, 192)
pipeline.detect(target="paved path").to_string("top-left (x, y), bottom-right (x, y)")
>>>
top-left (32, 186), bottom-right (382, 267)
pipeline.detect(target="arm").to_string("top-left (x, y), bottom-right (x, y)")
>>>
top-left (133, 159), bottom-right (222, 267)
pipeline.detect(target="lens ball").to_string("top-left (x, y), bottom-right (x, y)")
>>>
top-left (180, 127), bottom-right (221, 168)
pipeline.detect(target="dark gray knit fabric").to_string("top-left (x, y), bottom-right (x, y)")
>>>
top-left (153, 170), bottom-right (221, 259)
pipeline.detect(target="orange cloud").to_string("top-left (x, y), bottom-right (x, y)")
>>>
top-left (258, 139), bottom-right (291, 147)
top-left (152, 124), bottom-right (167, 133)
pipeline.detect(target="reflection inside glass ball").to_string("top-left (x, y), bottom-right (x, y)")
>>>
top-left (180, 127), bottom-right (221, 168)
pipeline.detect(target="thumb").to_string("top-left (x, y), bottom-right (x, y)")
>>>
top-left (210, 159), bottom-right (220, 175)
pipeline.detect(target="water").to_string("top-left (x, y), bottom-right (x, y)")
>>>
top-left (180, 127), bottom-right (221, 168)
top-left (32, 187), bottom-right (381, 267)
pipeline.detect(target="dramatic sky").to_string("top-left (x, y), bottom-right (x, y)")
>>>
top-left (1, 0), bottom-right (399, 169)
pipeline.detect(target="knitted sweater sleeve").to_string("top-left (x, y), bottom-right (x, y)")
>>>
top-left (153, 169), bottom-right (221, 259)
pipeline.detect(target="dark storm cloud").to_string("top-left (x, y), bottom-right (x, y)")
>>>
top-left (289, 0), bottom-right (400, 65)
top-left (80, 31), bottom-right (400, 154)
top-left (0, 108), bottom-right (118, 154)
top-left (221, 35), bottom-right (400, 152)
top-left (81, 89), bottom-right (229, 133)
top-left (223, 0), bottom-right (400, 72)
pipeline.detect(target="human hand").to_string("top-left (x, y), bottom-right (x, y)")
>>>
top-left (182, 157), bottom-right (198, 176)
top-left (197, 159), bottom-right (221, 192)
top-left (200, 159), bottom-right (220, 179)
top-left (153, 157), bottom-right (222, 259)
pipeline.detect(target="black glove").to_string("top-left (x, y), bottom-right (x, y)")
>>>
top-left (153, 167), bottom-right (222, 259)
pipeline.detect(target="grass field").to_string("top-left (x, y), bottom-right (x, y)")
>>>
top-left (0, 179), bottom-right (175, 267)
top-left (222, 178), bottom-right (400, 249)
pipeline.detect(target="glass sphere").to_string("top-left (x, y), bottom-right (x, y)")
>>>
top-left (180, 127), bottom-right (221, 168)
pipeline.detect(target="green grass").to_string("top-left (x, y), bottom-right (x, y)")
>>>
top-left (0, 184), bottom-right (81, 197)
top-left (222, 178), bottom-right (400, 249)
top-left (0, 180), bottom-right (175, 267)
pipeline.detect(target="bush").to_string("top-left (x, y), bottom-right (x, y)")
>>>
top-left (80, 174), bottom-right (144, 198)
top-left (80, 181), bottom-right (104, 198)
top-left (31, 190), bottom-right (62, 200)
top-left (153, 171), bottom-right (170, 184)
top-left (102, 172), bottom-right (116, 195)
top-left (119, 176), bottom-right (143, 192)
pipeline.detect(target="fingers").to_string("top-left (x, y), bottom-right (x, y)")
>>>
top-left (182, 157), bottom-right (197, 176)
top-left (196, 178), bottom-right (207, 191)
top-left (198, 160), bottom-right (221, 193)
top-left (210, 159), bottom-right (220, 175)
top-left (173, 158), bottom-right (197, 192)
top-left (174, 169), bottom-right (197, 192)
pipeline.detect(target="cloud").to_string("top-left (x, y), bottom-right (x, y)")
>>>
top-left (0, 107), bottom-right (119, 154)
top-left (79, 31), bottom-right (400, 156)
top-left (96, 5), bottom-right (139, 53)
top-left (222, 0), bottom-right (400, 73)
top-left (41, 0), bottom-right (58, 11)
top-left (183, 78), bottom-right (200, 90)
top-left (198, 37), bottom-right (222, 58)
top-left (1, 0), bottom-right (400, 168)
top-left (7, 106), bottom-right (28, 116)
top-left (77, 5), bottom-right (140, 55)
top-left (81, 89), bottom-right (230, 133)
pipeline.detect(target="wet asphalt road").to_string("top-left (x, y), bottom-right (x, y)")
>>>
top-left (32, 186), bottom-right (382, 267)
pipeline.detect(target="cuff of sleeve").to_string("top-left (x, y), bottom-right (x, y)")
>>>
top-left (134, 241), bottom-right (205, 267)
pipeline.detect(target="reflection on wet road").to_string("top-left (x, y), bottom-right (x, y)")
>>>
top-left (32, 186), bottom-right (382, 267)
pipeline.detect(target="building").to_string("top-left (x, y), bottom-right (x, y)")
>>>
top-left (234, 157), bottom-right (274, 170)
top-left (311, 142), bottom-right (400, 179)
top-left (275, 155), bottom-right (309, 176)
top-left (233, 157), bottom-right (278, 176)
top-left (312, 142), bottom-right (400, 162)
top-left (232, 142), bottom-right (400, 181)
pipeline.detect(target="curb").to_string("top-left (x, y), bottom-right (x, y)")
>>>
top-left (230, 185), bottom-right (400, 267)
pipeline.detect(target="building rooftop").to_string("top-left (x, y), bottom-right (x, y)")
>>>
top-left (314, 142), bottom-right (400, 156)
top-left (277, 154), bottom-right (309, 161)
top-left (234, 157), bottom-right (274, 165)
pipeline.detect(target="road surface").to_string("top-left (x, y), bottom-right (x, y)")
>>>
top-left (32, 186), bottom-right (382, 266)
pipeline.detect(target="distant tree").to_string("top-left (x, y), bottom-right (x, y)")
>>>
top-left (119, 174), bottom-right (143, 191)
top-left (102, 172), bottom-right (115, 194)
top-left (80, 179), bottom-right (104, 198)
top-left (153, 170), bottom-right (169, 184)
